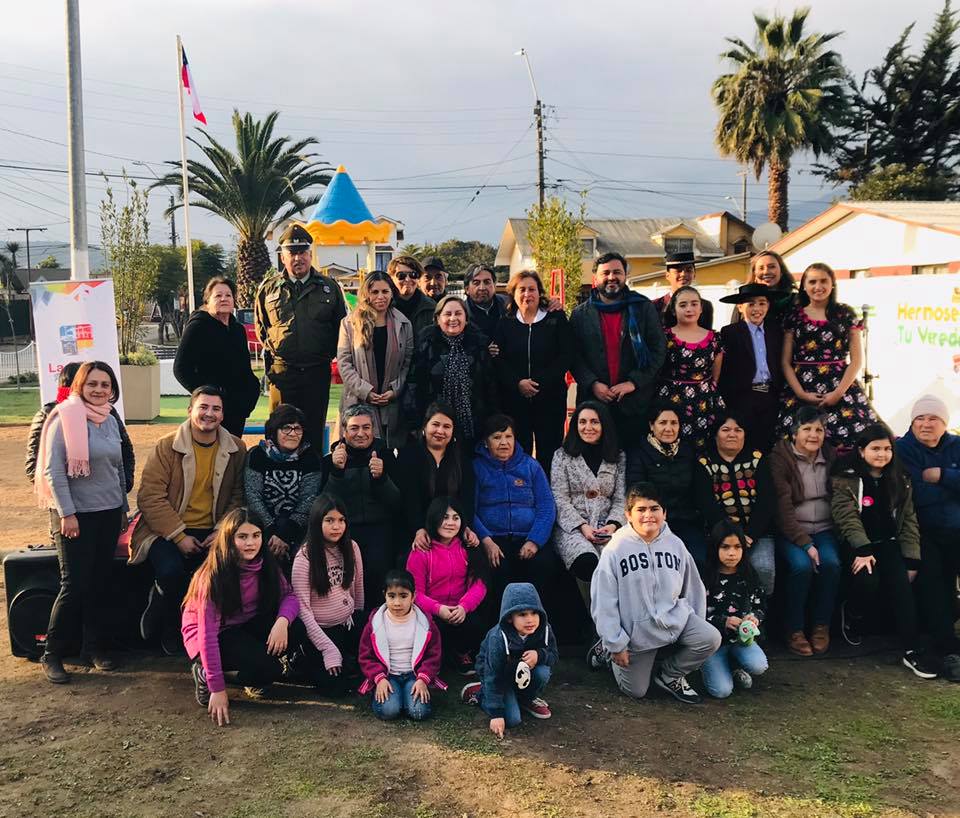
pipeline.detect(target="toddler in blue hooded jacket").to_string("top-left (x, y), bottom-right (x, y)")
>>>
top-left (461, 582), bottom-right (559, 738)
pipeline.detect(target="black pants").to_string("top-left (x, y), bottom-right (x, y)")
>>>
top-left (147, 528), bottom-right (212, 635)
top-left (209, 614), bottom-right (305, 689)
top-left (729, 390), bottom-right (780, 454)
top-left (268, 363), bottom-right (331, 452)
top-left (506, 394), bottom-right (567, 477)
top-left (46, 507), bottom-right (124, 656)
top-left (353, 522), bottom-right (394, 606)
top-left (297, 620), bottom-right (363, 696)
top-left (847, 539), bottom-right (920, 650)
top-left (570, 552), bottom-right (599, 582)
top-left (917, 526), bottom-right (960, 653)
top-left (221, 411), bottom-right (250, 438)
top-left (437, 612), bottom-right (488, 662)
top-left (487, 535), bottom-right (559, 617)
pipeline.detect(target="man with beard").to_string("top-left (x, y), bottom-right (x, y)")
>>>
top-left (652, 251), bottom-right (714, 329)
top-left (570, 252), bottom-right (665, 446)
top-left (389, 255), bottom-right (436, 341)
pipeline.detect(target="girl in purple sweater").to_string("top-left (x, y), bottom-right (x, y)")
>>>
top-left (182, 508), bottom-right (300, 726)
top-left (406, 496), bottom-right (489, 675)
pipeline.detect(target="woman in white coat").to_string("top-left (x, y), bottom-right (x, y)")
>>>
top-left (337, 272), bottom-right (413, 448)
top-left (550, 401), bottom-right (626, 598)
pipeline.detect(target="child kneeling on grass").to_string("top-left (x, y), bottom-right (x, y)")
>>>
top-left (461, 582), bottom-right (559, 738)
top-left (700, 519), bottom-right (769, 698)
top-left (181, 508), bottom-right (300, 727)
top-left (358, 569), bottom-right (445, 721)
top-left (590, 482), bottom-right (721, 704)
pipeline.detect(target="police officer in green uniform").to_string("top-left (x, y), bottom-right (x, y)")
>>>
top-left (254, 224), bottom-right (347, 450)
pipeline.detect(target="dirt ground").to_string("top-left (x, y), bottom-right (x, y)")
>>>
top-left (1, 424), bottom-right (959, 818)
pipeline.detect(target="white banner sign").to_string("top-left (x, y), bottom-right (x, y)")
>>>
top-left (30, 279), bottom-right (124, 418)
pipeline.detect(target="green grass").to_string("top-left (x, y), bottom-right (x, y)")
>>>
top-left (0, 385), bottom-right (343, 426)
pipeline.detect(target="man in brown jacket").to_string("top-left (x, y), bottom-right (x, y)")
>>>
top-left (135, 386), bottom-right (246, 654)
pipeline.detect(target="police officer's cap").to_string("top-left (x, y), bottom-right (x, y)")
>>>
top-left (277, 224), bottom-right (313, 250)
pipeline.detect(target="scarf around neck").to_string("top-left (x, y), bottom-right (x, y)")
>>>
top-left (441, 331), bottom-right (475, 438)
top-left (34, 394), bottom-right (113, 507)
top-left (647, 433), bottom-right (679, 459)
top-left (260, 438), bottom-right (306, 462)
top-left (590, 288), bottom-right (652, 369)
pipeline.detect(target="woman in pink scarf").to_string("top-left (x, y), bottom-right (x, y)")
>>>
top-left (35, 361), bottom-right (128, 684)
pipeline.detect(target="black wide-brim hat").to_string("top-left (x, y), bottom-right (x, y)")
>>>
top-left (719, 282), bottom-right (774, 304)
top-left (664, 251), bottom-right (696, 267)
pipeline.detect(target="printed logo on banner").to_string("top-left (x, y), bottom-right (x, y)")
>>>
top-left (59, 323), bottom-right (94, 355)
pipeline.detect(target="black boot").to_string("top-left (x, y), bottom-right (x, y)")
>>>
top-left (40, 653), bottom-right (70, 684)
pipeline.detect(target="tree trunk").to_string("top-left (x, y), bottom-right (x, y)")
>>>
top-left (768, 160), bottom-right (790, 232)
top-left (235, 236), bottom-right (272, 308)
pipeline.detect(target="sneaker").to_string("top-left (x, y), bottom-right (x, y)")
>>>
top-left (40, 653), bottom-right (70, 685)
top-left (732, 669), bottom-right (753, 690)
top-left (841, 601), bottom-right (862, 647)
top-left (89, 653), bottom-right (117, 672)
top-left (943, 653), bottom-right (960, 682)
top-left (902, 651), bottom-right (939, 680)
top-left (586, 638), bottom-right (611, 671)
top-left (140, 581), bottom-right (164, 640)
top-left (161, 627), bottom-right (184, 657)
top-left (455, 651), bottom-right (476, 676)
top-left (521, 697), bottom-right (551, 719)
top-left (653, 672), bottom-right (702, 704)
top-left (191, 660), bottom-right (210, 706)
top-left (460, 681), bottom-right (481, 706)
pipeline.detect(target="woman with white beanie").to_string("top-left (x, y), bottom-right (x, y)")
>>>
top-left (896, 394), bottom-right (960, 682)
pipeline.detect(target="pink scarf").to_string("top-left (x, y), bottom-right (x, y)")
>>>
top-left (34, 394), bottom-right (113, 508)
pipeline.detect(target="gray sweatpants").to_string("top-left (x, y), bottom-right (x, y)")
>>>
top-left (611, 614), bottom-right (721, 699)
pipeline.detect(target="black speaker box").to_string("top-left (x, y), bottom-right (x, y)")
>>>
top-left (4, 544), bottom-right (153, 659)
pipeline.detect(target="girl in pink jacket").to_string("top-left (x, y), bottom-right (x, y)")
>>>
top-left (181, 508), bottom-right (299, 727)
top-left (406, 496), bottom-right (489, 674)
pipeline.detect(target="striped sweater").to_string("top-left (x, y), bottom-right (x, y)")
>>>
top-left (292, 542), bottom-right (364, 669)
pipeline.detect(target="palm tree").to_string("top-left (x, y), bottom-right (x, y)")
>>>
top-left (4, 241), bottom-right (20, 270)
top-left (712, 8), bottom-right (848, 231)
top-left (153, 110), bottom-right (333, 305)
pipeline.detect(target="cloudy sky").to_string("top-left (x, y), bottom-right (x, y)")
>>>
top-left (0, 0), bottom-right (950, 262)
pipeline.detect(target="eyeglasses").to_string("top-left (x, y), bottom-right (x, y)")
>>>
top-left (279, 424), bottom-right (304, 435)
top-left (282, 245), bottom-right (311, 256)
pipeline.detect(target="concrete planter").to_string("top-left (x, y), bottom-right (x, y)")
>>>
top-left (120, 363), bottom-right (160, 421)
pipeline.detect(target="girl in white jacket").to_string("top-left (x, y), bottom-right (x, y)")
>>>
top-left (590, 481), bottom-right (721, 704)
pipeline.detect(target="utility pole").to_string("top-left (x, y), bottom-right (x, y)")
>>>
top-left (65, 0), bottom-right (89, 280)
top-left (738, 170), bottom-right (748, 223)
top-left (169, 195), bottom-right (178, 247)
top-left (516, 49), bottom-right (545, 208)
top-left (8, 227), bottom-right (47, 281)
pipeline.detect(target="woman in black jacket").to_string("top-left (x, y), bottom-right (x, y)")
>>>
top-left (407, 295), bottom-right (497, 451)
top-left (626, 403), bottom-right (708, 566)
top-left (493, 270), bottom-right (572, 475)
top-left (173, 277), bottom-right (261, 437)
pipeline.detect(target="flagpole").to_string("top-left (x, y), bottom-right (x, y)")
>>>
top-left (176, 34), bottom-right (196, 313)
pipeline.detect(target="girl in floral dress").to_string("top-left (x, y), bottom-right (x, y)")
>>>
top-left (777, 263), bottom-right (878, 449)
top-left (658, 286), bottom-right (725, 451)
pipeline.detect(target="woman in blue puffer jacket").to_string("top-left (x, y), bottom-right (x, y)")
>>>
top-left (474, 414), bottom-right (557, 606)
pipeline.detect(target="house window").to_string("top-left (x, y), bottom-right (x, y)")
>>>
top-left (581, 238), bottom-right (596, 258)
top-left (375, 250), bottom-right (393, 272)
top-left (851, 269), bottom-right (870, 279)
top-left (912, 264), bottom-right (949, 275)
top-left (664, 238), bottom-right (694, 255)
top-left (733, 238), bottom-right (750, 254)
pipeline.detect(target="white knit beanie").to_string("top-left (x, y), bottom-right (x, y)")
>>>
top-left (911, 394), bottom-right (950, 423)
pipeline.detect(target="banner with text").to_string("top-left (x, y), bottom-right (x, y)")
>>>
top-left (30, 279), bottom-right (124, 418)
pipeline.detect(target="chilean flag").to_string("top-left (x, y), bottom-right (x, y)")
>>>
top-left (180, 46), bottom-right (207, 125)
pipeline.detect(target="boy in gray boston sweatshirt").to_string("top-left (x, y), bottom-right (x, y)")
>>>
top-left (590, 482), bottom-right (720, 703)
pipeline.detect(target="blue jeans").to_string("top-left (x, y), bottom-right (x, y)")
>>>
top-left (371, 672), bottom-right (432, 721)
top-left (776, 530), bottom-right (841, 633)
top-left (480, 665), bottom-right (551, 728)
top-left (748, 536), bottom-right (776, 597)
top-left (701, 642), bottom-right (769, 698)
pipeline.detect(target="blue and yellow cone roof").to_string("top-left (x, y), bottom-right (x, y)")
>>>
top-left (296, 165), bottom-right (391, 245)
